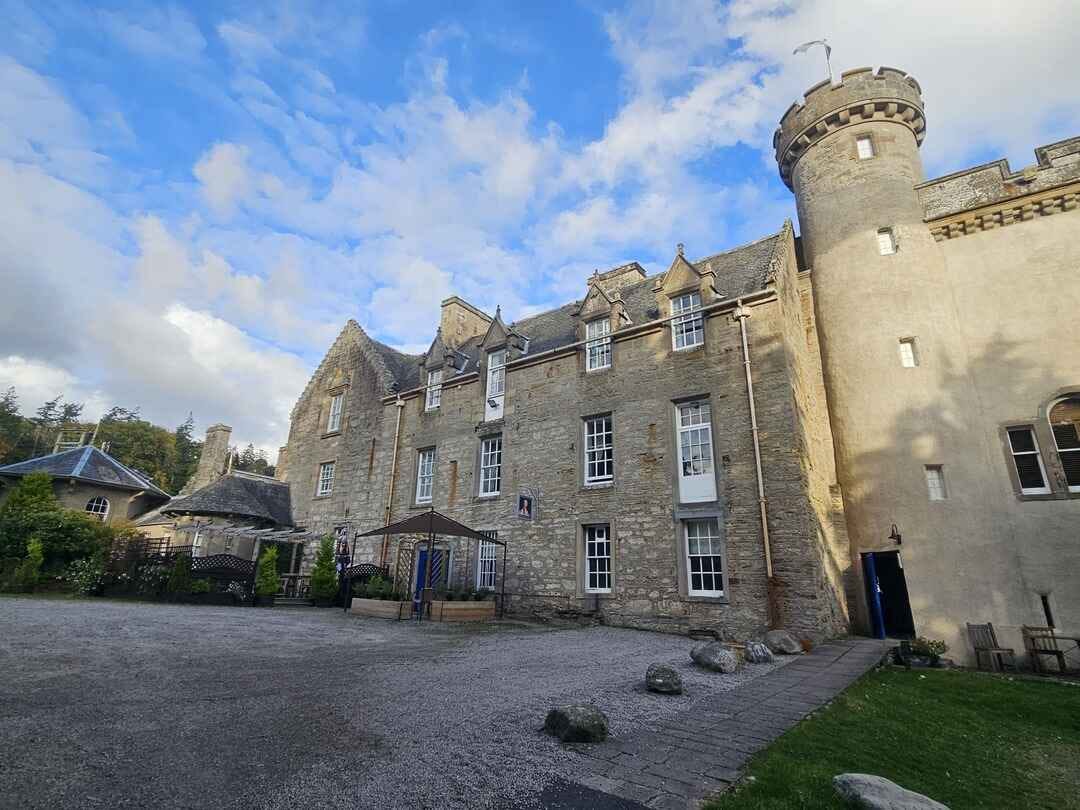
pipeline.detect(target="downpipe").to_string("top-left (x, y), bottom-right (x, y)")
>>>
top-left (734, 301), bottom-right (780, 629)
top-left (379, 397), bottom-right (406, 568)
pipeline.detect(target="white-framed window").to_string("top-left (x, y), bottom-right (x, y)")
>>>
top-left (586, 318), bottom-right (612, 371)
top-left (924, 465), bottom-right (947, 501)
top-left (1007, 426), bottom-right (1051, 495)
top-left (191, 527), bottom-right (203, 557)
top-left (479, 435), bottom-right (502, 496)
top-left (671, 292), bottom-right (704, 350)
top-left (685, 518), bottom-right (724, 597)
top-left (327, 393), bottom-right (344, 432)
top-left (877, 228), bottom-right (896, 255)
top-left (856, 134), bottom-right (875, 160)
top-left (584, 524), bottom-right (612, 593)
top-left (415, 448), bottom-right (435, 503)
top-left (485, 349), bottom-right (506, 421)
top-left (425, 369), bottom-right (443, 411)
top-left (1049, 396), bottom-right (1080, 493)
top-left (677, 400), bottom-right (716, 503)
top-left (477, 531), bottom-right (498, 590)
top-left (487, 350), bottom-right (506, 396)
top-left (584, 414), bottom-right (614, 484)
top-left (898, 338), bottom-right (918, 368)
top-left (85, 496), bottom-right (110, 522)
top-left (316, 461), bottom-right (335, 496)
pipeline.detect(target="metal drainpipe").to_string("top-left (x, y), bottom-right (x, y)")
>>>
top-left (379, 397), bottom-right (406, 567)
top-left (734, 301), bottom-right (778, 625)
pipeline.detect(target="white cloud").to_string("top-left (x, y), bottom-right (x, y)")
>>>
top-left (193, 142), bottom-right (254, 217)
top-left (99, 5), bottom-right (207, 64)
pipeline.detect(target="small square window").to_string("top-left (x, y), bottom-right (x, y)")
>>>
top-left (924, 465), bottom-right (946, 501)
top-left (898, 338), bottom-right (918, 368)
top-left (877, 228), bottom-right (896, 255)
top-left (856, 135), bottom-right (875, 160)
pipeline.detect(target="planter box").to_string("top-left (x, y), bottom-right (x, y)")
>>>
top-left (350, 598), bottom-right (407, 619)
top-left (429, 600), bottom-right (496, 623)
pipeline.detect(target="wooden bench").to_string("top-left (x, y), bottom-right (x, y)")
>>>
top-left (1023, 625), bottom-right (1069, 674)
top-left (966, 622), bottom-right (1017, 672)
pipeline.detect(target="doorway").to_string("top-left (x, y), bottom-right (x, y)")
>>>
top-left (413, 548), bottom-right (453, 600)
top-left (862, 551), bottom-right (915, 639)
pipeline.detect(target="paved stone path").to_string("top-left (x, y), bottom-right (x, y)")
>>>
top-left (561, 637), bottom-right (889, 810)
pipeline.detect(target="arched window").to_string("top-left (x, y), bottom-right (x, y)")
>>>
top-left (1049, 395), bottom-right (1080, 493)
top-left (85, 496), bottom-right (110, 521)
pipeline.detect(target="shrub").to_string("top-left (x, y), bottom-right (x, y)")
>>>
top-left (166, 555), bottom-right (193, 594)
top-left (474, 590), bottom-right (490, 601)
top-left (390, 590), bottom-right (403, 602)
top-left (309, 537), bottom-right (338, 601)
top-left (352, 580), bottom-right (368, 598)
top-left (190, 579), bottom-right (210, 594)
top-left (11, 537), bottom-right (44, 591)
top-left (255, 546), bottom-right (280, 597)
top-left (66, 556), bottom-right (106, 596)
top-left (911, 636), bottom-right (948, 662)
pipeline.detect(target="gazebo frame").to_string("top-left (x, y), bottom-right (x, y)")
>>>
top-left (358, 508), bottom-right (507, 621)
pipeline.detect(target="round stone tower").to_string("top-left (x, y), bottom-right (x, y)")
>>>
top-left (774, 67), bottom-right (958, 635)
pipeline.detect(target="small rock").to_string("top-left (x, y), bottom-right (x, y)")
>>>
top-left (833, 773), bottom-right (949, 810)
top-left (690, 642), bottom-right (741, 673)
top-left (543, 704), bottom-right (608, 743)
top-left (764, 629), bottom-right (802, 655)
top-left (645, 663), bottom-right (683, 694)
top-left (744, 640), bottom-right (774, 663)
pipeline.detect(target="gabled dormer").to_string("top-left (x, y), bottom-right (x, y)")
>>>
top-left (574, 276), bottom-right (623, 372)
top-left (479, 307), bottom-right (514, 422)
top-left (656, 244), bottom-right (716, 352)
top-left (419, 330), bottom-right (448, 411)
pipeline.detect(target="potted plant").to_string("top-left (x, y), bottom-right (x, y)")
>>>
top-left (254, 546), bottom-right (280, 607)
top-left (910, 636), bottom-right (948, 667)
top-left (309, 536), bottom-right (338, 607)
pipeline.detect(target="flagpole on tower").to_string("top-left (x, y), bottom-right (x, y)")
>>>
top-left (793, 39), bottom-right (833, 83)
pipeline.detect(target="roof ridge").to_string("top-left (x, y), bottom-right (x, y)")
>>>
top-left (691, 229), bottom-right (784, 266)
top-left (70, 445), bottom-right (94, 477)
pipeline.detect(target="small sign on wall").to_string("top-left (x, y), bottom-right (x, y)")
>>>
top-left (515, 487), bottom-right (539, 520)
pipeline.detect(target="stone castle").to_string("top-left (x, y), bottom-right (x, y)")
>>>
top-left (276, 66), bottom-right (1080, 661)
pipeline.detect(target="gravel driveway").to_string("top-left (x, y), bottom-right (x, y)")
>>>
top-left (0, 598), bottom-right (786, 809)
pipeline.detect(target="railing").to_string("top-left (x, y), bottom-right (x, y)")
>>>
top-left (278, 574), bottom-right (310, 599)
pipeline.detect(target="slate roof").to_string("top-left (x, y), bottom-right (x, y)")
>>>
top-left (161, 470), bottom-right (293, 527)
top-left (0, 446), bottom-right (170, 500)
top-left (508, 231), bottom-right (784, 358)
top-left (377, 230), bottom-right (785, 392)
top-left (370, 337), bottom-right (422, 393)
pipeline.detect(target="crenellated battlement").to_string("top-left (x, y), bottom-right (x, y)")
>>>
top-left (773, 66), bottom-right (925, 189)
top-left (917, 136), bottom-right (1080, 238)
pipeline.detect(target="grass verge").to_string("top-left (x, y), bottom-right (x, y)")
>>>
top-left (706, 667), bottom-right (1080, 810)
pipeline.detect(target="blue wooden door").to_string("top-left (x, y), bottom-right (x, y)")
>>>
top-left (414, 549), bottom-right (444, 600)
top-left (862, 552), bottom-right (886, 639)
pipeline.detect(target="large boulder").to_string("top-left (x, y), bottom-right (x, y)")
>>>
top-left (833, 774), bottom-right (949, 810)
top-left (690, 642), bottom-right (741, 673)
top-left (764, 629), bottom-right (802, 655)
top-left (645, 663), bottom-right (683, 694)
top-left (543, 705), bottom-right (609, 743)
top-left (744, 640), bottom-right (775, 664)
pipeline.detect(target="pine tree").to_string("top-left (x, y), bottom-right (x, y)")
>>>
top-left (309, 536), bottom-right (339, 601)
top-left (254, 546), bottom-right (280, 597)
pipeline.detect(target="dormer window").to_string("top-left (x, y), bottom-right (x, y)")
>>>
top-left (586, 318), bottom-right (612, 371)
top-left (485, 349), bottom-right (506, 421)
top-left (327, 393), bottom-right (344, 432)
top-left (671, 292), bottom-right (704, 350)
top-left (425, 369), bottom-right (443, 411)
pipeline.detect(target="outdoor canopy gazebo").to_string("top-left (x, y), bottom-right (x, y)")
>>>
top-left (357, 508), bottom-right (507, 621)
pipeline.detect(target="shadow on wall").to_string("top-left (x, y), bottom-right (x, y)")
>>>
top-left (843, 331), bottom-right (1069, 657)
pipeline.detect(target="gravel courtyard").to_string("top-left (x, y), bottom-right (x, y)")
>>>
top-left (0, 598), bottom-right (788, 809)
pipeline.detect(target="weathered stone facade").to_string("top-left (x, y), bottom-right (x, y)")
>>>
top-left (282, 64), bottom-right (1079, 658)
top-left (775, 66), bottom-right (1080, 662)
top-left (283, 223), bottom-right (850, 643)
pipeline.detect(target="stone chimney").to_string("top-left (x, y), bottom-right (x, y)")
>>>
top-left (591, 262), bottom-right (647, 297)
top-left (439, 296), bottom-right (492, 349)
top-left (180, 423), bottom-right (232, 495)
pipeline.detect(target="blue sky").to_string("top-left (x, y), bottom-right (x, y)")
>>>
top-left (2, 1), bottom-right (1077, 455)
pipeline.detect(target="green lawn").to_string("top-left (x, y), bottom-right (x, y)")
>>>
top-left (707, 668), bottom-right (1080, 810)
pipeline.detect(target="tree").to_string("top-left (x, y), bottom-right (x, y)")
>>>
top-left (0, 387), bottom-right (25, 463)
top-left (11, 537), bottom-right (44, 591)
top-left (0, 472), bottom-right (111, 572)
top-left (309, 536), bottom-right (338, 601)
top-left (96, 407), bottom-right (176, 491)
top-left (171, 414), bottom-right (202, 493)
top-left (233, 443), bottom-right (275, 477)
top-left (254, 546), bottom-right (280, 597)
